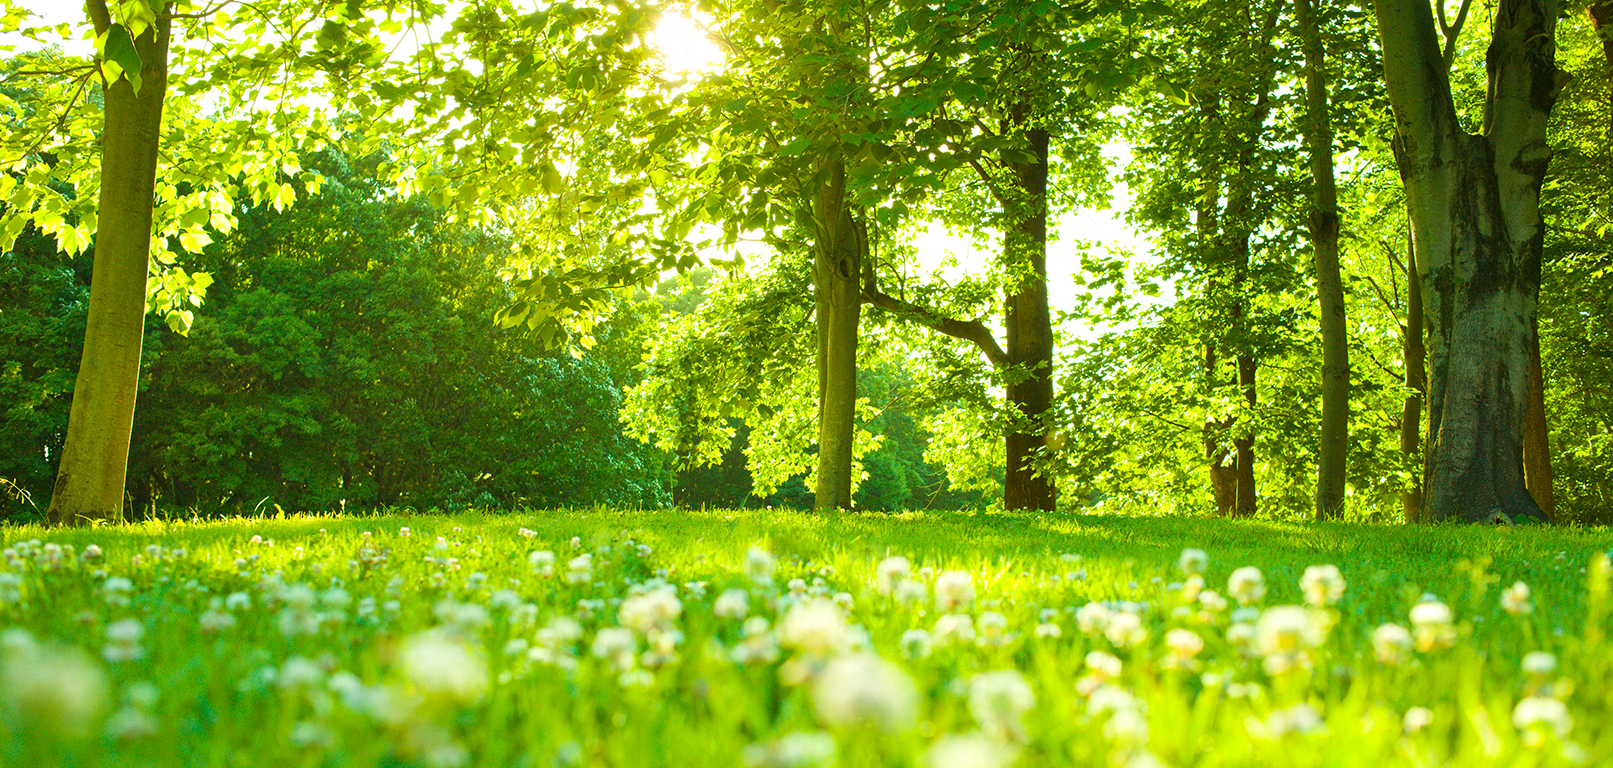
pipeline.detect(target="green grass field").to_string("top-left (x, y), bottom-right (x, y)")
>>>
top-left (2, 509), bottom-right (1610, 767)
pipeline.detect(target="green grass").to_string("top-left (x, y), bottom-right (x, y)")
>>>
top-left (1, 508), bottom-right (1611, 767)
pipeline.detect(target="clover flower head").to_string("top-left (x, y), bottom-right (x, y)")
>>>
top-left (1501, 582), bottom-right (1534, 616)
top-left (1178, 548), bottom-right (1209, 576)
top-left (935, 570), bottom-right (976, 612)
top-left (1075, 602), bottom-right (1113, 635)
top-left (1, 640), bottom-right (109, 740)
top-left (926, 732), bottom-right (1019, 768)
top-left (1372, 623), bottom-right (1413, 665)
top-left (811, 653), bottom-right (919, 733)
top-left (900, 628), bottom-right (933, 659)
top-left (714, 588), bottom-right (750, 620)
top-left (1228, 567), bottom-right (1266, 605)
top-left (745, 548), bottom-right (776, 586)
top-left (742, 731), bottom-right (836, 768)
top-left (1513, 696), bottom-right (1572, 743)
top-left (1300, 565), bottom-right (1346, 607)
top-left (894, 579), bottom-right (928, 606)
top-left (1165, 628), bottom-right (1204, 659)
top-left (1409, 600), bottom-right (1455, 651)
top-left (400, 629), bottom-right (488, 704)
top-left (1522, 651), bottom-right (1557, 677)
top-left (102, 619), bottom-right (146, 663)
top-left (1104, 611), bottom-right (1147, 648)
top-left (779, 599), bottom-right (847, 656)
top-left (618, 585), bottom-right (682, 633)
top-left (876, 556), bottom-right (911, 594)
top-left (934, 613), bottom-right (976, 646)
top-left (566, 553), bottom-right (593, 584)
top-left (968, 669), bottom-right (1035, 742)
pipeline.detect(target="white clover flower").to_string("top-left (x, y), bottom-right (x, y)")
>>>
top-left (102, 619), bottom-right (146, 663)
top-left (1522, 651), bottom-right (1558, 676)
top-left (968, 670), bottom-right (1035, 742)
top-left (934, 614), bottom-right (977, 646)
top-left (894, 580), bottom-right (928, 606)
top-left (1255, 606), bottom-right (1324, 675)
top-left (811, 653), bottom-right (919, 733)
top-left (1372, 623), bottom-right (1414, 665)
top-left (876, 556), bottom-right (912, 595)
top-left (926, 732), bottom-right (1019, 768)
top-left (742, 731), bottom-right (836, 768)
top-left (1104, 707), bottom-right (1150, 745)
top-left (591, 627), bottom-right (638, 670)
top-left (103, 576), bottom-right (134, 607)
top-left (1255, 703), bottom-right (1326, 738)
top-left (225, 592), bottom-right (252, 611)
top-left (105, 706), bottom-right (159, 741)
top-left (976, 611), bottom-right (1010, 647)
top-left (400, 629), bottom-right (488, 704)
top-left (0, 572), bottom-right (22, 605)
top-left (900, 628), bottom-right (933, 659)
top-left (1086, 651), bottom-right (1123, 679)
top-left (935, 571), bottom-right (976, 612)
top-left (1178, 548), bottom-right (1209, 576)
top-left (1198, 589), bottom-right (1228, 614)
top-left (1086, 684), bottom-right (1141, 716)
top-left (1, 641), bottom-right (109, 740)
top-left (1165, 628), bottom-right (1204, 659)
top-left (278, 656), bottom-right (325, 690)
top-left (779, 599), bottom-right (848, 656)
top-left (1180, 574), bottom-right (1205, 602)
top-left (1402, 706), bottom-right (1434, 733)
top-left (1228, 567), bottom-right (1266, 605)
top-left (618, 585), bottom-right (682, 634)
top-left (565, 553), bottom-right (593, 584)
top-left (1300, 565), bottom-right (1346, 607)
top-left (1104, 611), bottom-right (1147, 648)
top-left (1409, 600), bottom-right (1455, 651)
top-left (1034, 623), bottom-right (1062, 639)
top-left (732, 617), bottom-right (780, 665)
top-left (1075, 602), bottom-right (1113, 635)
top-left (1513, 696), bottom-right (1572, 742)
top-left (746, 548), bottom-right (776, 586)
top-left (200, 598), bottom-right (237, 632)
top-left (714, 588), bottom-right (750, 620)
top-left (1501, 582), bottom-right (1534, 616)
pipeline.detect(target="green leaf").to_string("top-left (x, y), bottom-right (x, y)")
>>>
top-left (101, 23), bottom-right (143, 95)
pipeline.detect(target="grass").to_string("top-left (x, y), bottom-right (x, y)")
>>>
top-left (1, 508), bottom-right (1610, 767)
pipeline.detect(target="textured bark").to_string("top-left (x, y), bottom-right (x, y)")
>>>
top-left (1203, 347), bottom-right (1238, 516)
top-left (1001, 117), bottom-right (1056, 512)
top-left (1589, 2), bottom-right (1613, 68)
top-left (1400, 235), bottom-right (1427, 523)
top-left (1296, 0), bottom-right (1349, 520)
top-left (47, 4), bottom-right (171, 526)
top-left (812, 160), bottom-right (862, 511)
top-left (1371, 0), bottom-right (1563, 524)
top-left (1233, 350), bottom-right (1257, 517)
top-left (1522, 330), bottom-right (1555, 518)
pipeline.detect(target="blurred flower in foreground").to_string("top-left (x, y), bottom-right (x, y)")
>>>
top-left (1372, 623), bottom-right (1413, 665)
top-left (877, 556), bottom-right (912, 595)
top-left (746, 549), bottom-right (776, 587)
top-left (102, 619), bottom-right (146, 663)
top-left (1255, 606), bottom-right (1324, 675)
top-left (935, 571), bottom-right (976, 613)
top-left (812, 653), bottom-right (919, 733)
top-left (2, 632), bottom-right (109, 741)
top-left (1228, 567), bottom-right (1266, 606)
top-left (743, 731), bottom-right (835, 768)
top-left (1501, 582), bottom-right (1534, 616)
top-left (1513, 696), bottom-right (1572, 745)
top-left (926, 732), bottom-right (1019, 768)
top-left (400, 629), bottom-right (488, 704)
top-left (1178, 549), bottom-right (1208, 576)
top-left (1409, 600), bottom-right (1455, 651)
top-left (969, 670), bottom-right (1034, 742)
top-left (1300, 565), bottom-right (1346, 607)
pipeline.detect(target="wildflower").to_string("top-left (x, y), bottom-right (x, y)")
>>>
top-left (400, 629), bottom-right (488, 704)
top-left (1077, 651), bottom-right (1122, 695)
top-left (529, 550), bottom-right (556, 578)
top-left (1034, 622), bottom-right (1062, 639)
top-left (1087, 684), bottom-right (1141, 716)
top-left (1178, 548), bottom-right (1209, 576)
top-left (1165, 628), bottom-right (1204, 660)
top-left (618, 585), bottom-right (682, 634)
top-left (742, 731), bottom-right (836, 768)
top-left (1372, 623), bottom-right (1414, 665)
top-left (1104, 611), bottom-right (1147, 648)
top-left (225, 592), bottom-right (252, 611)
top-left (1501, 582), bottom-right (1534, 616)
top-left (1, 641), bottom-right (109, 740)
top-left (1409, 599), bottom-right (1456, 651)
top-left (278, 656), bottom-right (325, 691)
top-left (731, 617), bottom-right (780, 665)
top-left (0, 572), bottom-right (21, 604)
top-left (1513, 696), bottom-right (1572, 743)
top-left (926, 732), bottom-right (1020, 768)
top-left (832, 592), bottom-right (854, 611)
top-left (104, 705), bottom-right (159, 741)
top-left (900, 628), bottom-right (933, 659)
top-left (1300, 565), bottom-right (1346, 607)
top-left (779, 599), bottom-right (848, 656)
top-left (518, 528), bottom-right (538, 539)
top-left (1255, 606), bottom-right (1324, 675)
top-left (1075, 602), bottom-right (1113, 635)
top-left (1228, 567), bottom-right (1266, 605)
top-left (103, 576), bottom-right (134, 607)
top-left (1105, 707), bottom-right (1150, 744)
top-left (811, 653), bottom-right (919, 733)
top-left (714, 589), bottom-right (750, 620)
top-left (200, 598), bottom-right (237, 632)
top-left (876, 556), bottom-right (911, 594)
top-left (102, 619), bottom-right (145, 663)
top-left (894, 580), bottom-right (928, 606)
top-left (1402, 706), bottom-right (1434, 733)
top-left (566, 554), bottom-right (593, 584)
top-left (1522, 651), bottom-right (1557, 677)
top-left (934, 614), bottom-right (977, 646)
top-left (976, 611), bottom-right (1011, 647)
top-left (592, 627), bottom-right (637, 670)
top-left (746, 548), bottom-right (776, 586)
top-left (1252, 703), bottom-right (1326, 738)
top-left (935, 571), bottom-right (976, 612)
top-left (968, 670), bottom-right (1035, 742)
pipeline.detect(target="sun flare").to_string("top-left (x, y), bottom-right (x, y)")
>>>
top-left (651, 13), bottom-right (724, 77)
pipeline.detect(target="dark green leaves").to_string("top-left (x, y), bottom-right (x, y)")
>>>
top-left (100, 23), bottom-right (144, 95)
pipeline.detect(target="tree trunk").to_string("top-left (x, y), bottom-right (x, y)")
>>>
top-left (1203, 347), bottom-right (1238, 516)
top-left (1001, 115), bottom-right (1056, 512)
top-left (1522, 329), bottom-right (1555, 518)
top-left (46, 4), bottom-right (171, 526)
top-left (1370, 0), bottom-right (1562, 524)
top-left (1296, 0), bottom-right (1349, 520)
top-left (1233, 350), bottom-right (1257, 517)
top-left (1400, 231), bottom-right (1427, 523)
top-left (812, 160), bottom-right (862, 511)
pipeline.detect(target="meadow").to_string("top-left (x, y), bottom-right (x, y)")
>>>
top-left (1, 508), bottom-right (1610, 767)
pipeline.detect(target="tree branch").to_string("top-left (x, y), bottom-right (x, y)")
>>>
top-left (861, 254), bottom-right (1007, 366)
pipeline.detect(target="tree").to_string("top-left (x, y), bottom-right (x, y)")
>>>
top-left (1369, 0), bottom-right (1564, 524)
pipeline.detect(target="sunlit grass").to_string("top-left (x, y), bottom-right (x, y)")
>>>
top-left (1, 509), bottom-right (1610, 767)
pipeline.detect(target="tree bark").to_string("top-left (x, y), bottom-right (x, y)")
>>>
top-left (1400, 232), bottom-right (1427, 523)
top-left (1522, 329), bottom-right (1554, 518)
top-left (1370, 0), bottom-right (1563, 524)
top-left (1204, 348), bottom-right (1238, 516)
top-left (812, 160), bottom-right (862, 511)
top-left (1001, 114), bottom-right (1056, 512)
top-left (1296, 0), bottom-right (1349, 521)
top-left (47, 4), bottom-right (171, 526)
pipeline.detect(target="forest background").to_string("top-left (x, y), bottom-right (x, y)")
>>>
top-left (0, 0), bottom-right (1608, 524)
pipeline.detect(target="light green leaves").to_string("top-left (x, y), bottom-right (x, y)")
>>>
top-left (98, 23), bottom-right (144, 95)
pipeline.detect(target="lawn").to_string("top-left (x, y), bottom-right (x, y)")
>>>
top-left (1, 508), bottom-right (1610, 767)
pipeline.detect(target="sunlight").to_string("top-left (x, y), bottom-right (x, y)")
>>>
top-left (651, 12), bottom-right (724, 77)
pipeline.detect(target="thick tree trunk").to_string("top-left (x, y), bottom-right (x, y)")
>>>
top-left (1203, 347), bottom-right (1238, 516)
top-left (812, 160), bottom-right (862, 511)
top-left (1233, 351), bottom-right (1257, 517)
top-left (1400, 234), bottom-right (1427, 522)
top-left (1371, 0), bottom-right (1562, 524)
top-left (47, 5), bottom-right (171, 526)
top-left (1296, 0), bottom-right (1349, 520)
top-left (1522, 330), bottom-right (1555, 518)
top-left (1002, 118), bottom-right (1056, 512)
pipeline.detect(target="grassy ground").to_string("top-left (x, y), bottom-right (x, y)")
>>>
top-left (1, 508), bottom-right (1610, 767)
